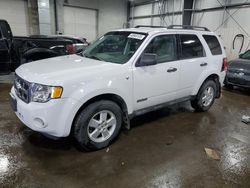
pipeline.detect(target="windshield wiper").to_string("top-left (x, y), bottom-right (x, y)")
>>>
top-left (77, 52), bottom-right (83, 57)
top-left (84, 54), bottom-right (106, 62)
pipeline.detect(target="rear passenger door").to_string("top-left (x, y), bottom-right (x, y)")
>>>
top-left (177, 34), bottom-right (207, 98)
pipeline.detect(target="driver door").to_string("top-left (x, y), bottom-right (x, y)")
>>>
top-left (133, 34), bottom-right (180, 110)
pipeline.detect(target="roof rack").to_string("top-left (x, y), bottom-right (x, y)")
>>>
top-left (167, 25), bottom-right (210, 31)
top-left (135, 25), bottom-right (167, 29)
top-left (134, 25), bottom-right (210, 31)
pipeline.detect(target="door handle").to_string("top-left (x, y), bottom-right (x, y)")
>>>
top-left (200, 62), bottom-right (208, 67)
top-left (167, 67), bottom-right (177, 73)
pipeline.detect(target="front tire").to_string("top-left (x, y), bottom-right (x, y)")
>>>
top-left (73, 100), bottom-right (122, 151)
top-left (191, 80), bottom-right (216, 112)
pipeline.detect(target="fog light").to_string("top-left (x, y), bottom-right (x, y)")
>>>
top-left (33, 117), bottom-right (47, 128)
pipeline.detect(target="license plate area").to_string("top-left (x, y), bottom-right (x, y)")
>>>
top-left (9, 93), bottom-right (17, 112)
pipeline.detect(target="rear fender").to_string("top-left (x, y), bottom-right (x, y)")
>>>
top-left (192, 70), bottom-right (221, 97)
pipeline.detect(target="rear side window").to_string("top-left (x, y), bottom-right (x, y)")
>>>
top-left (180, 34), bottom-right (205, 59)
top-left (203, 35), bottom-right (222, 55)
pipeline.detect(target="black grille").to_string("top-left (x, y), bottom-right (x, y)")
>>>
top-left (14, 75), bottom-right (31, 103)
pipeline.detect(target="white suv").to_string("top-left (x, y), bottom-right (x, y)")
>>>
top-left (10, 25), bottom-right (227, 150)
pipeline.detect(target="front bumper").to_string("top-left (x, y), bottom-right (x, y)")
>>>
top-left (10, 87), bottom-right (78, 137)
top-left (224, 72), bottom-right (250, 88)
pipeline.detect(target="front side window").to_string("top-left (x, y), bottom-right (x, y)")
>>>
top-left (203, 35), bottom-right (222, 55)
top-left (144, 35), bottom-right (177, 63)
top-left (180, 34), bottom-right (205, 59)
top-left (83, 32), bottom-right (146, 64)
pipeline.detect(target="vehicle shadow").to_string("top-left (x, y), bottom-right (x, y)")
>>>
top-left (129, 101), bottom-right (193, 129)
top-left (23, 102), bottom-right (194, 152)
top-left (24, 127), bottom-right (100, 153)
top-left (24, 131), bottom-right (74, 151)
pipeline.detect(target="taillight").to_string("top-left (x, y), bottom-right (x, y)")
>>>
top-left (66, 44), bottom-right (76, 54)
top-left (221, 57), bottom-right (228, 72)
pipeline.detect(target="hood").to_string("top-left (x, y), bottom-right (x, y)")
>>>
top-left (16, 55), bottom-right (120, 85)
top-left (229, 59), bottom-right (250, 72)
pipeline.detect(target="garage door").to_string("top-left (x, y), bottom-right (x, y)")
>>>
top-left (64, 6), bottom-right (97, 42)
top-left (0, 0), bottom-right (29, 36)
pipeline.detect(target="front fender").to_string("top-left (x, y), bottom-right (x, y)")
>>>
top-left (69, 87), bottom-right (132, 113)
top-left (61, 74), bottom-right (133, 129)
top-left (61, 88), bottom-right (132, 137)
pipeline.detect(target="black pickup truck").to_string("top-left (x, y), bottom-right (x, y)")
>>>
top-left (0, 19), bottom-right (89, 74)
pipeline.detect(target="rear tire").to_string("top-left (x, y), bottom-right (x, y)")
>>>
top-left (73, 100), bottom-right (122, 151)
top-left (191, 80), bottom-right (217, 112)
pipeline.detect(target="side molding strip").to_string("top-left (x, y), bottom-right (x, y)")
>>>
top-left (137, 98), bottom-right (148, 103)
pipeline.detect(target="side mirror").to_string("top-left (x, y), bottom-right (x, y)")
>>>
top-left (136, 53), bottom-right (157, 67)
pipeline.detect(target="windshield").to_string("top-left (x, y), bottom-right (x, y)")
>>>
top-left (241, 50), bottom-right (250, 60)
top-left (83, 32), bottom-right (147, 64)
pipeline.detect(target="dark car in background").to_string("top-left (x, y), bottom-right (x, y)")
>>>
top-left (0, 19), bottom-right (89, 74)
top-left (224, 50), bottom-right (250, 89)
top-left (17, 35), bottom-right (89, 63)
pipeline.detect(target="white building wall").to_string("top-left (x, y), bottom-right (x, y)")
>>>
top-left (63, 6), bottom-right (97, 41)
top-left (192, 0), bottom-right (250, 60)
top-left (0, 0), bottom-right (29, 36)
top-left (130, 0), bottom-right (183, 27)
top-left (131, 0), bottom-right (250, 60)
top-left (98, 0), bottom-right (128, 36)
top-left (38, 0), bottom-right (51, 35)
top-left (56, 0), bottom-right (127, 38)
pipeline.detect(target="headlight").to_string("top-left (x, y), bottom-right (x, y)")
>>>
top-left (31, 83), bottom-right (63, 103)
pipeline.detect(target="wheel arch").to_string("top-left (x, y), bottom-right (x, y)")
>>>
top-left (70, 93), bottom-right (129, 135)
top-left (192, 73), bottom-right (221, 98)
